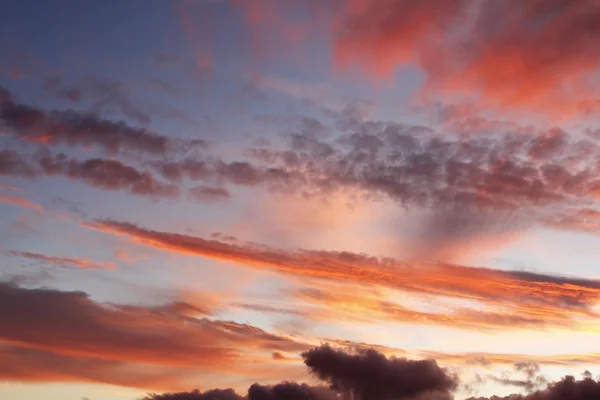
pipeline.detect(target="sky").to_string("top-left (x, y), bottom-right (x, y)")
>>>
top-left (2, 1), bottom-right (600, 399)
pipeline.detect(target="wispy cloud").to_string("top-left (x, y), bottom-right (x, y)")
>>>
top-left (6, 250), bottom-right (116, 270)
top-left (85, 219), bottom-right (600, 330)
top-left (0, 195), bottom-right (43, 213)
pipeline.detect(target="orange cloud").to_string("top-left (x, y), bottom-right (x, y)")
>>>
top-left (85, 219), bottom-right (600, 330)
top-left (284, 278), bottom-right (595, 331)
top-left (0, 194), bottom-right (43, 213)
top-left (0, 344), bottom-right (199, 392)
top-left (0, 283), bottom-right (311, 388)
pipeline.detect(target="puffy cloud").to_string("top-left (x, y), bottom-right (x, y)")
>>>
top-left (302, 344), bottom-right (458, 400)
top-left (0, 87), bottom-right (199, 156)
top-left (39, 153), bottom-right (180, 199)
top-left (152, 159), bottom-right (211, 182)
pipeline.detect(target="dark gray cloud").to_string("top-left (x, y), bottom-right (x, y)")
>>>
top-left (249, 382), bottom-right (335, 400)
top-left (468, 375), bottom-right (600, 400)
top-left (144, 389), bottom-right (244, 400)
top-left (302, 344), bottom-right (458, 400)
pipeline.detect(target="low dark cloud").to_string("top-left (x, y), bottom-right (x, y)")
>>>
top-left (141, 354), bottom-right (600, 400)
top-left (249, 382), bottom-right (335, 400)
top-left (142, 345), bottom-right (458, 400)
top-left (468, 375), bottom-right (600, 400)
top-left (145, 388), bottom-right (244, 400)
top-left (302, 344), bottom-right (458, 400)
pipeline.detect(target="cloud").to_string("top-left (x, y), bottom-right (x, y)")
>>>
top-left (332, 0), bottom-right (600, 117)
top-left (0, 149), bottom-right (36, 177)
top-left (6, 250), bottom-right (116, 270)
top-left (85, 219), bottom-right (600, 330)
top-left (39, 153), bottom-right (180, 199)
top-left (259, 76), bottom-right (372, 118)
top-left (141, 367), bottom-right (600, 400)
top-left (333, 0), bottom-right (470, 77)
top-left (272, 352), bottom-right (292, 361)
top-left (234, 119), bottom-right (600, 253)
top-left (152, 159), bottom-right (211, 182)
top-left (44, 75), bottom-right (151, 125)
top-left (0, 283), bottom-right (307, 370)
top-left (141, 119), bottom-right (600, 227)
top-left (0, 195), bottom-right (44, 213)
top-left (468, 375), bottom-right (600, 400)
top-left (0, 345), bottom-right (199, 392)
top-left (487, 362), bottom-right (547, 392)
top-left (0, 87), bottom-right (197, 156)
top-left (290, 282), bottom-right (580, 331)
top-left (302, 344), bottom-right (458, 400)
top-left (542, 207), bottom-right (600, 235)
top-left (141, 345), bottom-right (458, 400)
top-left (248, 382), bottom-right (337, 400)
top-left (0, 183), bottom-right (23, 193)
top-left (144, 388), bottom-right (244, 400)
top-left (189, 185), bottom-right (231, 202)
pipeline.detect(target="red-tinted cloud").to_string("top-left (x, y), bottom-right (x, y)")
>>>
top-left (0, 282), bottom-right (310, 389)
top-left (0, 345), bottom-right (197, 392)
top-left (332, 0), bottom-right (600, 117)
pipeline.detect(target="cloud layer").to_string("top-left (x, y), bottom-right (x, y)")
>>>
top-left (86, 218), bottom-right (600, 330)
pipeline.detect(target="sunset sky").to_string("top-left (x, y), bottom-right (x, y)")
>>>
top-left (3, 1), bottom-right (600, 400)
